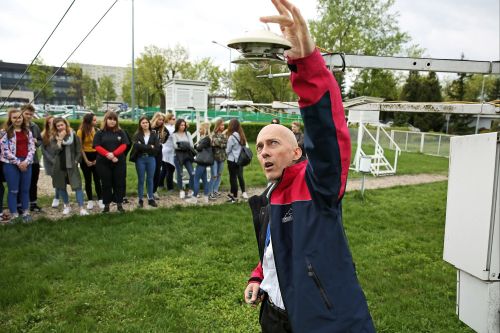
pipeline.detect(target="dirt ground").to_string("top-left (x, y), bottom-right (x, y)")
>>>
top-left (24, 172), bottom-right (447, 222)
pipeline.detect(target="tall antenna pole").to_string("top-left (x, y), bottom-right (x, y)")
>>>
top-left (131, 0), bottom-right (136, 119)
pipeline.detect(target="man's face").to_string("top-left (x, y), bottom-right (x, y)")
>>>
top-left (23, 110), bottom-right (33, 122)
top-left (256, 125), bottom-right (301, 182)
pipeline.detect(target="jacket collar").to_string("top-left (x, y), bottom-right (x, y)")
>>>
top-left (275, 158), bottom-right (307, 191)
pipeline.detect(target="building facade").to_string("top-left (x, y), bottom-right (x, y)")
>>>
top-left (0, 61), bottom-right (77, 105)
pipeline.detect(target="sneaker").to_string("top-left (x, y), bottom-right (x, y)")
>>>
top-left (1, 213), bottom-right (11, 223)
top-left (187, 190), bottom-right (194, 198)
top-left (62, 205), bottom-right (71, 215)
top-left (51, 198), bottom-right (60, 208)
top-left (102, 205), bottom-right (110, 213)
top-left (148, 199), bottom-right (158, 207)
top-left (179, 191), bottom-right (185, 199)
top-left (79, 208), bottom-right (89, 216)
top-left (242, 192), bottom-right (249, 200)
top-left (138, 200), bottom-right (144, 208)
top-left (30, 204), bottom-right (43, 212)
top-left (185, 197), bottom-right (198, 204)
top-left (86, 201), bottom-right (94, 210)
top-left (9, 214), bottom-right (22, 224)
top-left (98, 200), bottom-right (105, 209)
top-left (22, 214), bottom-right (33, 223)
top-left (226, 194), bottom-right (236, 203)
top-left (123, 197), bottom-right (130, 204)
top-left (117, 204), bottom-right (125, 213)
top-left (208, 194), bottom-right (217, 201)
top-left (214, 191), bottom-right (222, 198)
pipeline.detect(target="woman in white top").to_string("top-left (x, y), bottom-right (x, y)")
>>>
top-left (159, 113), bottom-right (176, 191)
top-left (171, 118), bottom-right (195, 198)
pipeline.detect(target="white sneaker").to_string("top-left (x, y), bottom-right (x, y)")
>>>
top-left (87, 201), bottom-right (94, 210)
top-left (242, 192), bottom-right (249, 200)
top-left (62, 205), bottom-right (71, 215)
top-left (203, 195), bottom-right (209, 203)
top-left (185, 197), bottom-right (197, 204)
top-left (187, 190), bottom-right (194, 198)
top-left (98, 200), bottom-right (105, 209)
top-left (80, 208), bottom-right (89, 216)
top-left (51, 198), bottom-right (60, 208)
top-left (179, 191), bottom-right (185, 199)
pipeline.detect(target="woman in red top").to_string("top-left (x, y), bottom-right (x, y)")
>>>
top-left (0, 108), bottom-right (35, 223)
top-left (92, 111), bottom-right (130, 213)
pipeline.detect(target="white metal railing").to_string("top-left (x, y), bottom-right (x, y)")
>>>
top-left (390, 130), bottom-right (455, 157)
top-left (351, 124), bottom-right (401, 176)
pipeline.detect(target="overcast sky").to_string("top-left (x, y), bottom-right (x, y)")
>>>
top-left (0, 0), bottom-right (498, 71)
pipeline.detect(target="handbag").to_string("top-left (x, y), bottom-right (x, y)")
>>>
top-left (232, 134), bottom-right (253, 167)
top-left (194, 147), bottom-right (214, 166)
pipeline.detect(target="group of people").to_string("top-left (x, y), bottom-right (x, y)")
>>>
top-left (0, 106), bottom-right (260, 223)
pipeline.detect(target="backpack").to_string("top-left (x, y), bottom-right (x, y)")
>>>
top-left (232, 134), bottom-right (253, 167)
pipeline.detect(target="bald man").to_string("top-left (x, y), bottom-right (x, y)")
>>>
top-left (243, 1), bottom-right (375, 332)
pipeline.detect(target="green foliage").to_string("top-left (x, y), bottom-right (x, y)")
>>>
top-left (27, 58), bottom-right (55, 104)
top-left (396, 71), bottom-right (445, 132)
top-left (232, 64), bottom-right (295, 102)
top-left (97, 75), bottom-right (117, 103)
top-left (349, 69), bottom-right (399, 100)
top-left (0, 182), bottom-right (472, 332)
top-left (182, 58), bottom-right (224, 95)
top-left (66, 63), bottom-right (100, 110)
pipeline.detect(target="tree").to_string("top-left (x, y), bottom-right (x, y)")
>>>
top-left (66, 63), bottom-right (85, 105)
top-left (310, 0), bottom-right (410, 98)
top-left (83, 76), bottom-right (99, 111)
top-left (488, 77), bottom-right (500, 101)
top-left (27, 58), bottom-right (54, 104)
top-left (182, 58), bottom-right (224, 95)
top-left (231, 64), bottom-right (295, 103)
top-left (97, 75), bottom-right (117, 107)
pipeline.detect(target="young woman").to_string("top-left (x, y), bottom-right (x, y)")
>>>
top-left (208, 118), bottom-right (227, 200)
top-left (291, 121), bottom-right (305, 156)
top-left (0, 108), bottom-right (35, 222)
top-left (172, 118), bottom-right (194, 199)
top-left (150, 112), bottom-right (169, 197)
top-left (41, 115), bottom-right (60, 208)
top-left (93, 111), bottom-right (130, 213)
top-left (158, 113), bottom-right (176, 191)
top-left (77, 113), bottom-right (103, 210)
top-left (186, 122), bottom-right (213, 204)
top-left (226, 118), bottom-right (248, 203)
top-left (50, 117), bottom-right (88, 216)
top-left (131, 116), bottom-right (160, 208)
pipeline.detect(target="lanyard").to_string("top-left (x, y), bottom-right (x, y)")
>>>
top-left (265, 223), bottom-right (271, 249)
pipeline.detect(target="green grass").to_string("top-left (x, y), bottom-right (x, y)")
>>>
top-left (0, 182), bottom-right (472, 332)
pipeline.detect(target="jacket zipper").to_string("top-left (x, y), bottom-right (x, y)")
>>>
top-left (306, 258), bottom-right (333, 309)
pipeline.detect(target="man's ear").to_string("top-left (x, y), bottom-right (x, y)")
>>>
top-left (292, 146), bottom-right (302, 162)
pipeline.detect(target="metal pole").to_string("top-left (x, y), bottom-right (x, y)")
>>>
top-left (0, 74), bottom-right (3, 103)
top-left (476, 75), bottom-right (487, 134)
top-left (131, 0), bottom-right (135, 120)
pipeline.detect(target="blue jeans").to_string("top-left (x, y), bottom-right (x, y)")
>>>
top-left (135, 155), bottom-right (156, 200)
top-left (57, 188), bottom-right (84, 206)
top-left (193, 165), bottom-right (209, 197)
top-left (174, 157), bottom-right (194, 191)
top-left (209, 160), bottom-right (224, 194)
top-left (3, 162), bottom-right (32, 214)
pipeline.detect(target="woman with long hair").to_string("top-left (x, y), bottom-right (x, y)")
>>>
top-left (132, 116), bottom-right (160, 208)
top-left (93, 111), bottom-right (130, 213)
top-left (0, 108), bottom-right (35, 222)
top-left (172, 118), bottom-right (194, 199)
top-left (150, 112), bottom-right (168, 198)
top-left (77, 113), bottom-right (103, 210)
top-left (50, 117), bottom-right (88, 216)
top-left (225, 119), bottom-right (248, 203)
top-left (208, 118), bottom-right (227, 200)
top-left (186, 122), bottom-right (213, 204)
top-left (158, 113), bottom-right (176, 191)
top-left (41, 115), bottom-right (60, 208)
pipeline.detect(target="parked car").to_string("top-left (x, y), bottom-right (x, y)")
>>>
top-left (60, 110), bottom-right (92, 120)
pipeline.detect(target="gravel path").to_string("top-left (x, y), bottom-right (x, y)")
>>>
top-left (14, 172), bottom-right (447, 222)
